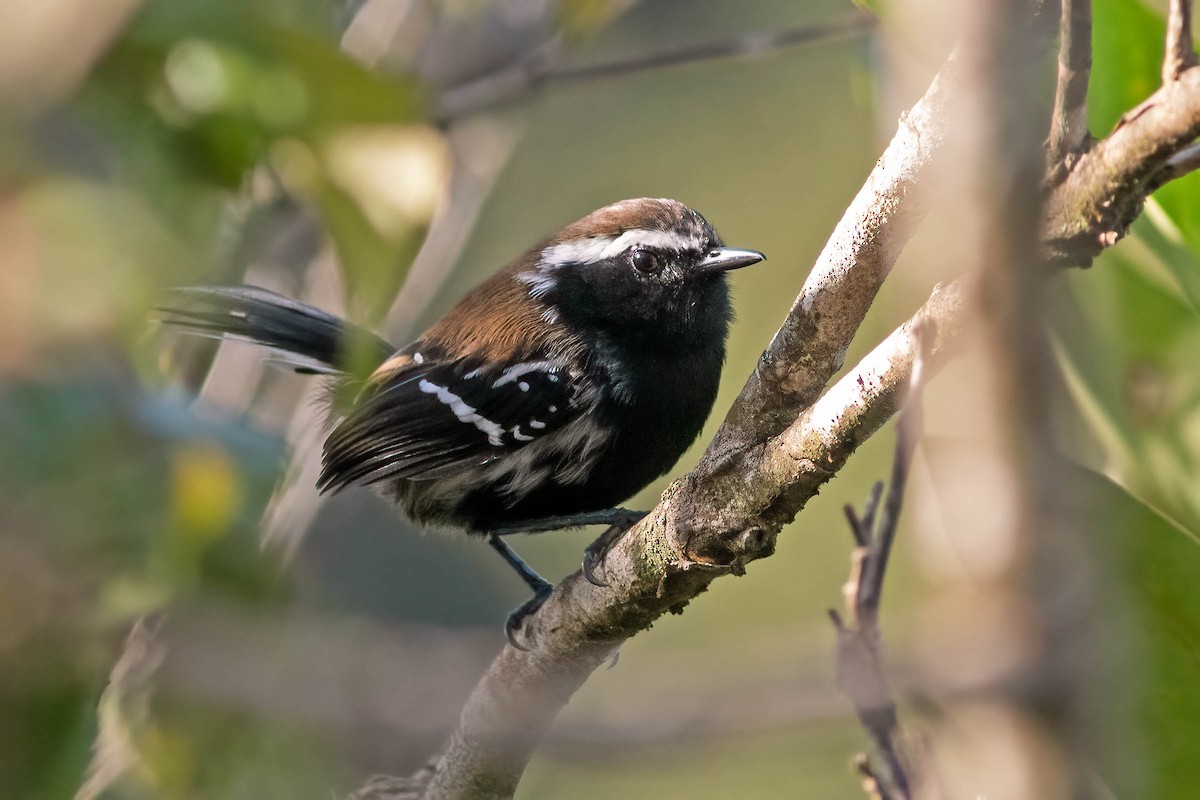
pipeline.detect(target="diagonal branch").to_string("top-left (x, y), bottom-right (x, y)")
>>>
top-left (1047, 0), bottom-right (1093, 170)
top-left (699, 5), bottom-right (1058, 474)
top-left (433, 13), bottom-right (875, 122)
top-left (1164, 0), bottom-right (1197, 83)
top-left (1154, 139), bottom-right (1200, 185)
top-left (699, 60), bottom-right (959, 471)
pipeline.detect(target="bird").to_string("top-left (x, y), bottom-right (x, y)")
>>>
top-left (160, 197), bottom-right (764, 647)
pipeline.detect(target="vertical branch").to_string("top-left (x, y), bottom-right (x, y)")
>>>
top-left (920, 0), bottom-right (1096, 795)
top-left (1048, 0), bottom-right (1093, 168)
top-left (856, 342), bottom-right (926, 625)
top-left (829, 333), bottom-right (930, 800)
top-left (1164, 0), bottom-right (1197, 83)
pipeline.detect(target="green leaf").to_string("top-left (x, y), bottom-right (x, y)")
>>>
top-left (1078, 466), bottom-right (1200, 799)
top-left (1053, 235), bottom-right (1200, 536)
top-left (1090, 0), bottom-right (1164, 134)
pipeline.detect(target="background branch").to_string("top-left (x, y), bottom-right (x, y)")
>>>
top-left (829, 336), bottom-right (929, 800)
top-left (1048, 0), bottom-right (1092, 170)
top-left (697, 3), bottom-right (1059, 473)
top-left (434, 13), bottom-right (875, 121)
top-left (1154, 139), bottom-right (1200, 185)
top-left (923, 0), bottom-right (1095, 791)
top-left (1164, 0), bottom-right (1197, 83)
top-left (1044, 62), bottom-right (1200, 264)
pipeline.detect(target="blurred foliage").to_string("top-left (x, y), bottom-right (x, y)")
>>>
top-left (0, 376), bottom-right (287, 797)
top-left (2, 0), bottom-right (1200, 798)
top-left (78, 0), bottom-right (426, 324)
top-left (1083, 468), bottom-right (1200, 799)
top-left (1, 0), bottom-right (434, 796)
top-left (1049, 0), bottom-right (1200, 796)
top-left (1056, 0), bottom-right (1200, 548)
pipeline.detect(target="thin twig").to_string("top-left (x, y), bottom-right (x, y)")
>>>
top-left (1048, 0), bottom-right (1093, 170)
top-left (857, 336), bottom-right (927, 625)
top-left (434, 13), bottom-right (875, 121)
top-left (1164, 0), bottom-right (1197, 83)
top-left (828, 327), bottom-right (930, 800)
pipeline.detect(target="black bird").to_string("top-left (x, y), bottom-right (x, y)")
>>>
top-left (161, 197), bottom-right (764, 646)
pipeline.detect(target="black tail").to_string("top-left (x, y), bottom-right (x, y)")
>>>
top-left (158, 286), bottom-right (396, 376)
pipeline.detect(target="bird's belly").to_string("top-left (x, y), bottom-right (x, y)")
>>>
top-left (388, 413), bottom-right (615, 530)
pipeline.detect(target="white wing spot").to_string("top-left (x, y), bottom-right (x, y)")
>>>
top-left (512, 426), bottom-right (535, 442)
top-left (529, 419), bottom-right (546, 430)
top-left (518, 381), bottom-right (530, 392)
top-left (549, 405), bottom-right (558, 413)
top-left (412, 351), bottom-right (425, 364)
top-left (494, 361), bottom-right (557, 387)
top-left (419, 379), bottom-right (504, 446)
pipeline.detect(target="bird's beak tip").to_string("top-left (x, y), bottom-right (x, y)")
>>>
top-left (698, 247), bottom-right (766, 273)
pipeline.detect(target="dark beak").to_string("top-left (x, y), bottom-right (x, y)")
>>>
top-left (696, 247), bottom-right (766, 274)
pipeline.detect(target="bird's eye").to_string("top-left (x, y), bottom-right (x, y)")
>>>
top-left (629, 249), bottom-right (661, 274)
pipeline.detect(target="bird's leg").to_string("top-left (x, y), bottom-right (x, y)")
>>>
top-left (486, 532), bottom-right (553, 650)
top-left (486, 509), bottom-right (646, 645)
top-left (489, 508), bottom-right (646, 587)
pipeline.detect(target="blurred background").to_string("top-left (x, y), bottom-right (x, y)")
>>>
top-left (2, 0), bottom-right (1199, 798)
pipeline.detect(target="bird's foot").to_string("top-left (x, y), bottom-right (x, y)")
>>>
top-left (581, 511), bottom-right (646, 587)
top-left (504, 584), bottom-right (553, 651)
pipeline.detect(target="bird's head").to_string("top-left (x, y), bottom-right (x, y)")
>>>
top-left (516, 198), bottom-right (764, 348)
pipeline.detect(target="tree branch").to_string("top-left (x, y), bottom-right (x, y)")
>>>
top-left (1047, 0), bottom-right (1092, 171)
top-left (698, 60), bottom-right (959, 471)
top-left (934, 0), bottom-right (1094, 788)
top-left (1154, 139), bottom-right (1200, 186)
top-left (697, 6), bottom-right (1059, 474)
top-left (1044, 62), bottom-right (1200, 265)
top-left (433, 13), bottom-right (875, 122)
top-left (829, 333), bottom-right (929, 800)
top-left (1164, 0), bottom-right (1197, 83)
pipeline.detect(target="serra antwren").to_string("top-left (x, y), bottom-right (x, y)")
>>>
top-left (162, 197), bottom-right (764, 646)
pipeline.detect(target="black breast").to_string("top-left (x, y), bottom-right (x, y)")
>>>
top-left (458, 332), bottom-right (726, 525)
top-left (449, 276), bottom-right (733, 526)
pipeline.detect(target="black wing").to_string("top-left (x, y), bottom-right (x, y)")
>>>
top-left (318, 358), bottom-right (582, 492)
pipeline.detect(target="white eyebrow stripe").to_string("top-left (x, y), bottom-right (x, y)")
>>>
top-left (539, 228), bottom-right (704, 267)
